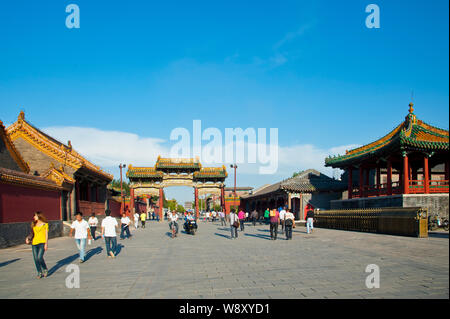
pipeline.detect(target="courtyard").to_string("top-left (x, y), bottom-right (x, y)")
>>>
top-left (0, 220), bottom-right (448, 299)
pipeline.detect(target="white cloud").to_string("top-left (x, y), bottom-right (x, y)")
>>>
top-left (42, 126), bottom-right (169, 168)
top-left (42, 126), bottom-right (358, 182)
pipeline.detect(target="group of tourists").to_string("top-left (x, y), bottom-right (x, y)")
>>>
top-left (26, 204), bottom-right (316, 278)
top-left (25, 208), bottom-right (153, 278)
top-left (227, 206), bottom-right (313, 240)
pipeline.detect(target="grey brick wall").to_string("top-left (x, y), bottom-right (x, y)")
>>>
top-left (0, 220), bottom-right (63, 248)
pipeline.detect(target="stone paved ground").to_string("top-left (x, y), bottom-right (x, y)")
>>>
top-left (0, 219), bottom-right (448, 299)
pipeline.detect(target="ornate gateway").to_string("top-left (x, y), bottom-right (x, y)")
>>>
top-left (126, 156), bottom-right (227, 218)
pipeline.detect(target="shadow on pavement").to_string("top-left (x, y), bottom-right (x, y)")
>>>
top-left (47, 253), bottom-right (79, 276)
top-left (428, 232), bottom-right (449, 239)
top-left (116, 244), bottom-right (125, 256)
top-left (244, 233), bottom-right (272, 240)
top-left (84, 247), bottom-right (103, 261)
top-left (0, 258), bottom-right (20, 268)
top-left (214, 233), bottom-right (230, 239)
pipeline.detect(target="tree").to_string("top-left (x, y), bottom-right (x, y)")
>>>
top-left (109, 179), bottom-right (130, 196)
top-left (176, 205), bottom-right (185, 213)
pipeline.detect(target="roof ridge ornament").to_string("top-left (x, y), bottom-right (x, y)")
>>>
top-left (408, 102), bottom-right (414, 114)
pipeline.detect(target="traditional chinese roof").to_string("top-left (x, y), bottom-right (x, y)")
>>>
top-left (41, 163), bottom-right (75, 189)
top-left (0, 120), bottom-right (30, 173)
top-left (325, 104), bottom-right (449, 168)
top-left (242, 169), bottom-right (345, 199)
top-left (280, 169), bottom-right (346, 193)
top-left (7, 111), bottom-right (113, 181)
top-left (0, 166), bottom-right (62, 191)
top-left (155, 156), bottom-right (202, 170)
top-left (126, 165), bottom-right (164, 178)
top-left (193, 166), bottom-right (228, 179)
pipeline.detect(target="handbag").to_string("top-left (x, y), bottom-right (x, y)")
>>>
top-left (26, 226), bottom-right (34, 245)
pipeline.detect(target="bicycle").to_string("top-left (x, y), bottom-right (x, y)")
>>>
top-left (169, 221), bottom-right (178, 238)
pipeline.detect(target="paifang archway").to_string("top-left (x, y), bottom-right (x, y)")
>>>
top-left (126, 156), bottom-right (227, 219)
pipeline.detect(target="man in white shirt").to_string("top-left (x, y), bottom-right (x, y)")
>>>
top-left (219, 211), bottom-right (226, 226)
top-left (279, 207), bottom-right (287, 232)
top-left (101, 209), bottom-right (119, 258)
top-left (88, 213), bottom-right (99, 240)
top-left (284, 209), bottom-right (295, 240)
top-left (69, 212), bottom-right (92, 263)
top-left (168, 211), bottom-right (179, 236)
top-left (133, 212), bottom-right (140, 229)
top-left (229, 209), bottom-right (239, 239)
top-left (120, 213), bottom-right (132, 240)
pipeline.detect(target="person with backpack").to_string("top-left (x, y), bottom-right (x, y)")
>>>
top-left (269, 208), bottom-right (280, 240)
top-left (284, 209), bottom-right (295, 240)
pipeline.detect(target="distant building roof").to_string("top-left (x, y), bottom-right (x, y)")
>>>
top-left (242, 169), bottom-right (346, 200)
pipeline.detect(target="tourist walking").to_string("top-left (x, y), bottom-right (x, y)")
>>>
top-left (140, 211), bottom-right (146, 228)
top-left (88, 213), bottom-right (98, 240)
top-left (219, 210), bottom-right (226, 226)
top-left (120, 213), bottom-right (132, 239)
top-left (264, 208), bottom-right (270, 224)
top-left (168, 210), bottom-right (179, 237)
top-left (251, 209), bottom-right (258, 226)
top-left (279, 206), bottom-right (286, 232)
top-left (238, 209), bottom-right (245, 231)
top-left (229, 209), bottom-right (239, 239)
top-left (101, 209), bottom-right (118, 258)
top-left (69, 212), bottom-right (92, 263)
top-left (26, 212), bottom-right (49, 278)
top-left (306, 209), bottom-right (315, 234)
top-left (134, 211), bottom-right (140, 229)
top-left (284, 209), bottom-right (295, 240)
top-left (269, 209), bottom-right (280, 240)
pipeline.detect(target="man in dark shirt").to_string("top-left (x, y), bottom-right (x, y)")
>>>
top-left (251, 210), bottom-right (258, 226)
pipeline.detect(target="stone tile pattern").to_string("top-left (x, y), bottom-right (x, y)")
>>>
top-left (0, 220), bottom-right (448, 299)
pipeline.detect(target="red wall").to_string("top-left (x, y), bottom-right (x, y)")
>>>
top-left (0, 183), bottom-right (61, 223)
top-left (109, 199), bottom-right (122, 218)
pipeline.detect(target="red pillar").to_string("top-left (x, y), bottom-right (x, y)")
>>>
top-left (86, 183), bottom-right (91, 202)
top-left (359, 166), bottom-right (364, 198)
top-left (76, 181), bottom-right (80, 212)
top-left (195, 187), bottom-right (199, 218)
top-left (348, 167), bottom-right (353, 199)
top-left (376, 166), bottom-right (381, 195)
top-left (424, 155), bottom-right (430, 194)
top-left (130, 188), bottom-right (135, 215)
top-left (221, 186), bottom-right (225, 213)
top-left (365, 168), bottom-right (370, 195)
top-left (159, 188), bottom-right (164, 221)
top-left (387, 159), bottom-right (392, 195)
top-left (403, 154), bottom-right (409, 194)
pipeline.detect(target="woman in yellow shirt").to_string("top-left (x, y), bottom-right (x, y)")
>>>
top-left (26, 212), bottom-right (49, 278)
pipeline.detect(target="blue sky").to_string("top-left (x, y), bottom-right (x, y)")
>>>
top-left (1, 0), bottom-right (448, 202)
